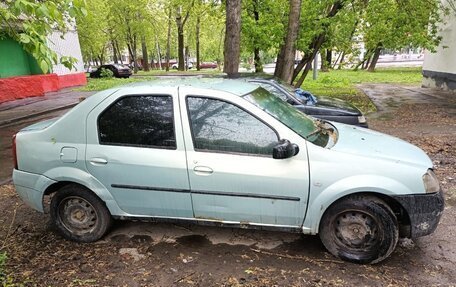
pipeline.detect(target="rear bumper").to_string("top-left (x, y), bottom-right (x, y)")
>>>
top-left (392, 190), bottom-right (444, 238)
top-left (13, 169), bottom-right (56, 212)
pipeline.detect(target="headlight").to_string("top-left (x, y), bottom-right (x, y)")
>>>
top-left (357, 115), bottom-right (367, 123)
top-left (422, 169), bottom-right (440, 193)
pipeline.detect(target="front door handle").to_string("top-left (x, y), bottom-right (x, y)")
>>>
top-left (194, 166), bottom-right (213, 175)
top-left (89, 158), bottom-right (108, 165)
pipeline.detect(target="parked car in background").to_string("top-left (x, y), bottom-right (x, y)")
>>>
top-left (85, 66), bottom-right (97, 73)
top-left (12, 79), bottom-right (443, 264)
top-left (199, 62), bottom-right (218, 69)
top-left (90, 64), bottom-right (132, 79)
top-left (248, 78), bottom-right (368, 127)
top-left (171, 62), bottom-right (193, 69)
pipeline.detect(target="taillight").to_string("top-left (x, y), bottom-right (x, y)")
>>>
top-left (12, 134), bottom-right (18, 169)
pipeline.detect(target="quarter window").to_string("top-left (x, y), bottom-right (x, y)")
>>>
top-left (187, 97), bottom-right (278, 156)
top-left (98, 95), bottom-right (176, 148)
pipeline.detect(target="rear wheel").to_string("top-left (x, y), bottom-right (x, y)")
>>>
top-left (319, 195), bottom-right (399, 264)
top-left (51, 184), bottom-right (112, 242)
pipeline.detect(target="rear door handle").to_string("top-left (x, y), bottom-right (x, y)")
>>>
top-left (193, 166), bottom-right (213, 175)
top-left (89, 158), bottom-right (108, 165)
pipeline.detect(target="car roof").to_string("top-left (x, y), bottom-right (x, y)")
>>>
top-left (121, 78), bottom-right (260, 96)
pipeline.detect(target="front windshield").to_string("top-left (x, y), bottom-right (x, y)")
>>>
top-left (244, 88), bottom-right (329, 147)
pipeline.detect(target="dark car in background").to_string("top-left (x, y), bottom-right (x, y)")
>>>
top-left (248, 78), bottom-right (368, 127)
top-left (90, 64), bottom-right (132, 79)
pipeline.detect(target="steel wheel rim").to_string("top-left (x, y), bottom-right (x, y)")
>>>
top-left (58, 196), bottom-right (98, 236)
top-left (334, 210), bottom-right (379, 249)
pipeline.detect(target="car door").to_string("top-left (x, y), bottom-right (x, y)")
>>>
top-left (179, 87), bottom-right (310, 227)
top-left (85, 88), bottom-right (193, 218)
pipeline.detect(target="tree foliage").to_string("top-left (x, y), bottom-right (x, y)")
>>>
top-left (0, 0), bottom-right (87, 73)
top-left (73, 0), bottom-right (450, 79)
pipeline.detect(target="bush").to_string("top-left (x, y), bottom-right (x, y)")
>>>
top-left (100, 68), bottom-right (114, 78)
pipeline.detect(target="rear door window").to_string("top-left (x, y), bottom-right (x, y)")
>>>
top-left (98, 95), bottom-right (176, 149)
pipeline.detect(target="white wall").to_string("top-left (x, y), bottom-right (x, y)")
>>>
top-left (423, 13), bottom-right (456, 74)
top-left (47, 29), bottom-right (84, 75)
top-left (422, 2), bottom-right (456, 90)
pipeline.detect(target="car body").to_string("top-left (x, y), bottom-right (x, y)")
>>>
top-left (199, 62), bottom-right (218, 69)
top-left (248, 78), bottom-right (368, 127)
top-left (90, 64), bottom-right (132, 78)
top-left (171, 62), bottom-right (193, 69)
top-left (12, 79), bottom-right (443, 264)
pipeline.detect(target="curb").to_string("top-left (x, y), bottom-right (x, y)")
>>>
top-left (0, 102), bottom-right (78, 128)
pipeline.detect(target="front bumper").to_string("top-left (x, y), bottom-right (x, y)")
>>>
top-left (393, 191), bottom-right (444, 238)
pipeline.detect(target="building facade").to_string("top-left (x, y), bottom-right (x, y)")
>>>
top-left (422, 3), bottom-right (456, 91)
top-left (0, 27), bottom-right (86, 103)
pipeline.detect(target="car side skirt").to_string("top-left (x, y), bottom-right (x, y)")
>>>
top-left (113, 215), bottom-right (304, 234)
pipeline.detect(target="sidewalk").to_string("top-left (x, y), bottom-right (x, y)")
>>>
top-left (0, 88), bottom-right (95, 127)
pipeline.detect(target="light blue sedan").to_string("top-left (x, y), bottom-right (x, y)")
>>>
top-left (12, 78), bottom-right (444, 264)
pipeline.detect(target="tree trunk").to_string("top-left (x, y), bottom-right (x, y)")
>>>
top-left (112, 41), bottom-right (118, 64)
top-left (185, 45), bottom-right (189, 71)
top-left (368, 45), bottom-right (382, 72)
top-left (175, 2), bottom-right (194, 72)
top-left (223, 0), bottom-right (242, 78)
top-left (253, 0), bottom-right (263, 73)
top-left (294, 58), bottom-right (312, 88)
top-left (334, 51), bottom-right (345, 69)
top-left (321, 49), bottom-right (331, 71)
top-left (254, 48), bottom-right (263, 73)
top-left (156, 36), bottom-right (162, 70)
top-left (176, 6), bottom-right (185, 71)
top-left (115, 40), bottom-right (123, 64)
top-left (166, 7), bottom-right (172, 72)
top-left (127, 38), bottom-right (138, 73)
top-left (196, 16), bottom-right (201, 71)
top-left (274, 0), bottom-right (302, 84)
top-left (141, 37), bottom-right (150, 71)
top-left (217, 27), bottom-right (224, 69)
top-left (274, 46), bottom-right (286, 78)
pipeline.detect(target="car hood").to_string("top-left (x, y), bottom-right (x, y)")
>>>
top-left (330, 122), bottom-right (432, 168)
top-left (313, 96), bottom-right (361, 115)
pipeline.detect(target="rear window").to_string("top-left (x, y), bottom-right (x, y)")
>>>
top-left (98, 95), bottom-right (176, 149)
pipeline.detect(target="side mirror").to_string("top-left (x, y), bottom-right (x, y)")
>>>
top-left (273, 139), bottom-right (299, 159)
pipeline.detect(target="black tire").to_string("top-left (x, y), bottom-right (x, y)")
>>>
top-left (319, 195), bottom-right (399, 264)
top-left (50, 184), bottom-right (112, 243)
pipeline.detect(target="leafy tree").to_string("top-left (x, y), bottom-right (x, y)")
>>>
top-left (108, 0), bottom-right (152, 73)
top-left (0, 0), bottom-right (87, 73)
top-left (241, 0), bottom-right (287, 73)
top-left (360, 0), bottom-right (442, 71)
top-left (77, 0), bottom-right (109, 66)
top-left (292, 0), bottom-right (344, 87)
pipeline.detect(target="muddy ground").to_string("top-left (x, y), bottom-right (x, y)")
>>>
top-left (0, 84), bottom-right (455, 286)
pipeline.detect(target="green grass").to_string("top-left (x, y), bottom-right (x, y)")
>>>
top-left (301, 67), bottom-right (422, 113)
top-left (75, 77), bottom-right (154, 92)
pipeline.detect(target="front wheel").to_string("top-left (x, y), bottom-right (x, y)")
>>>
top-left (51, 184), bottom-right (112, 242)
top-left (319, 195), bottom-right (399, 264)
